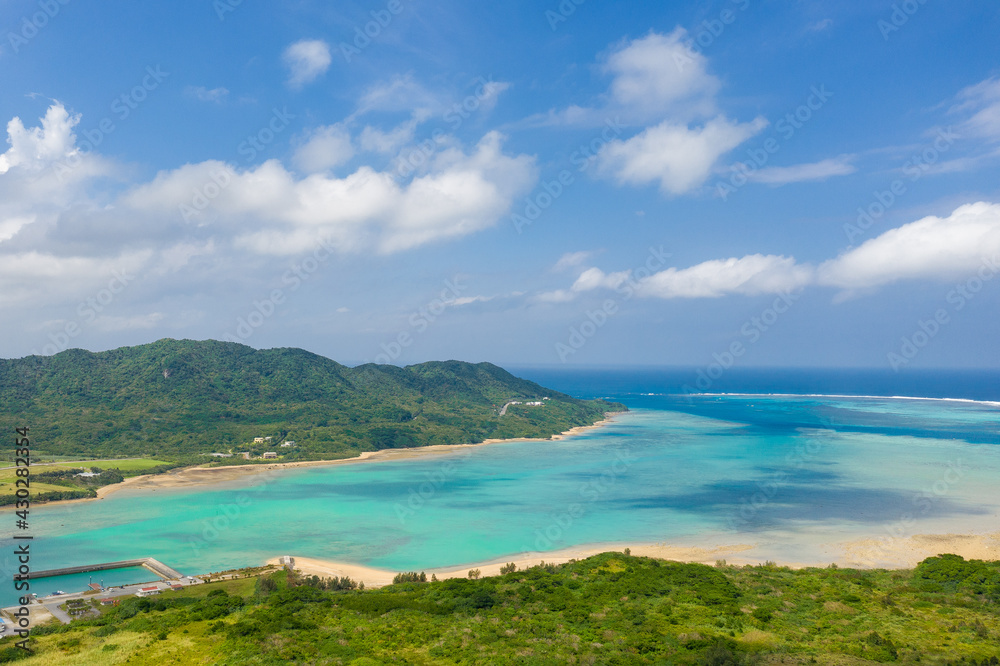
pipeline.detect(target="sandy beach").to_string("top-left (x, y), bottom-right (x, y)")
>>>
top-left (32, 416), bottom-right (619, 506)
top-left (269, 532), bottom-right (1000, 589)
top-left (266, 541), bottom-right (758, 588)
top-left (840, 531), bottom-right (1000, 569)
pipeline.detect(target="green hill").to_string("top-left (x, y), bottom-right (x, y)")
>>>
top-left (0, 339), bottom-right (624, 461)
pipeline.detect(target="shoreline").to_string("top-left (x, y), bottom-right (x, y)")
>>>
top-left (268, 531), bottom-right (1000, 589)
top-left (21, 415), bottom-right (620, 508)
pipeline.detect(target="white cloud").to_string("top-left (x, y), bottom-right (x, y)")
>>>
top-left (747, 155), bottom-right (856, 186)
top-left (359, 121), bottom-right (417, 154)
top-left (572, 267), bottom-right (631, 292)
top-left (806, 18), bottom-right (833, 32)
top-left (0, 249), bottom-right (152, 306)
top-left (552, 251), bottom-right (592, 272)
top-left (952, 77), bottom-right (1000, 141)
top-left (185, 86), bottom-right (229, 103)
top-left (0, 103), bottom-right (79, 174)
top-left (474, 80), bottom-right (511, 115)
top-left (535, 289), bottom-right (575, 303)
top-left (636, 255), bottom-right (812, 299)
top-left (599, 116), bottom-right (767, 195)
top-left (126, 131), bottom-right (536, 256)
top-left (0, 215), bottom-right (33, 243)
top-left (293, 124), bottom-right (354, 172)
top-left (355, 75), bottom-right (441, 119)
top-left (283, 39), bottom-right (332, 89)
top-left (818, 202), bottom-right (1000, 289)
top-left (539, 202), bottom-right (1000, 302)
top-left (535, 265), bottom-right (629, 303)
top-left (603, 29), bottom-right (719, 121)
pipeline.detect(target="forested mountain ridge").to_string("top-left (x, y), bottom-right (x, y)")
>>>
top-left (0, 339), bottom-right (624, 459)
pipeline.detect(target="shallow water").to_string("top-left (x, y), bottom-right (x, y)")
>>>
top-left (3, 392), bottom-right (998, 606)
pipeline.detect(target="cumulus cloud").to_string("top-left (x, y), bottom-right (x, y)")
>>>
top-left (635, 255), bottom-right (812, 299)
top-left (747, 155), bottom-right (856, 186)
top-left (293, 124), bottom-right (354, 172)
top-left (603, 29), bottom-right (720, 121)
top-left (818, 202), bottom-right (1000, 289)
top-left (125, 131), bottom-right (536, 255)
top-left (542, 202), bottom-right (1000, 302)
top-left (0, 103), bottom-right (79, 174)
top-left (536, 265), bottom-right (630, 303)
top-left (0, 103), bottom-right (538, 313)
top-left (283, 39), bottom-right (332, 89)
top-left (534, 30), bottom-right (769, 195)
top-left (599, 116), bottom-right (768, 195)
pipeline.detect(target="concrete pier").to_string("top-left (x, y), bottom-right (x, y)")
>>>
top-left (23, 557), bottom-right (183, 581)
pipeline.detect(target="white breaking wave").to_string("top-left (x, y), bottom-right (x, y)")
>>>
top-left (675, 392), bottom-right (1000, 408)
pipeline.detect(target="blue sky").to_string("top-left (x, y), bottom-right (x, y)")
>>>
top-left (1, 0), bottom-right (999, 369)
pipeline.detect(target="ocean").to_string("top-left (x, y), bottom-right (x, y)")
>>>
top-left (3, 367), bottom-right (998, 606)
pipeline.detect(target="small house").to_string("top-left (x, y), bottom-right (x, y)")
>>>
top-left (253, 437), bottom-right (266, 444)
top-left (262, 452), bottom-right (278, 459)
top-left (281, 440), bottom-right (296, 447)
top-left (99, 598), bottom-right (117, 606)
top-left (136, 587), bottom-right (160, 597)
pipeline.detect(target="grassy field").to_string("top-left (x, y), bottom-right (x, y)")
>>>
top-left (6, 552), bottom-right (999, 665)
top-left (0, 459), bottom-right (171, 499)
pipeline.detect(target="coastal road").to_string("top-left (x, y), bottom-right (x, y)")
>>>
top-left (42, 603), bottom-right (72, 625)
top-left (498, 401), bottom-right (520, 416)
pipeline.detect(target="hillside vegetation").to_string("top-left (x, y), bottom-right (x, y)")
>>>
top-left (8, 553), bottom-right (1000, 665)
top-left (0, 339), bottom-right (623, 462)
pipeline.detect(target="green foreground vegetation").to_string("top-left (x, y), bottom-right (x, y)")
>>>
top-left (0, 339), bottom-right (623, 503)
top-left (5, 553), bottom-right (999, 665)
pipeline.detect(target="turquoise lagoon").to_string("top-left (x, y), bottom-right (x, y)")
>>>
top-left (3, 389), bottom-right (999, 605)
